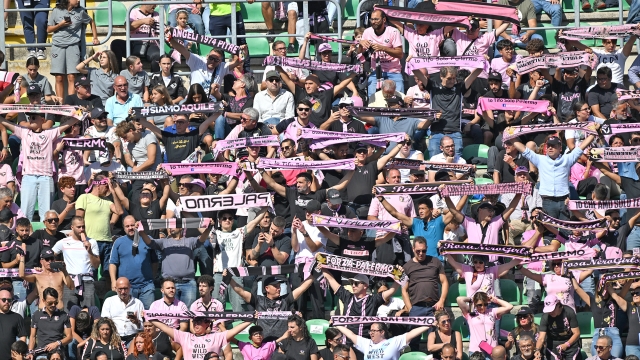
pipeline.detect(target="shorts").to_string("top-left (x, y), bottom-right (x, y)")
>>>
top-left (50, 44), bottom-right (81, 75)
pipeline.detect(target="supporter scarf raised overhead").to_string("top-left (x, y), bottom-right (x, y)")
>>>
top-left (311, 214), bottom-right (402, 234)
top-left (600, 122), bottom-right (640, 135)
top-left (385, 158), bottom-right (476, 175)
top-left (331, 316), bottom-right (436, 326)
top-left (213, 135), bottom-right (281, 153)
top-left (63, 137), bottom-right (107, 152)
top-left (0, 268), bottom-right (41, 277)
top-left (587, 146), bottom-right (640, 162)
top-left (514, 52), bottom-right (597, 74)
top-left (170, 27), bottom-right (240, 54)
top-left (616, 89), bottom-right (640, 101)
top-left (112, 171), bottom-right (169, 180)
top-left (405, 56), bottom-right (487, 73)
top-left (502, 123), bottom-right (597, 141)
top-left (601, 270), bottom-right (640, 283)
top-left (180, 193), bottom-right (273, 212)
top-left (219, 263), bottom-right (307, 297)
top-left (373, 5), bottom-right (471, 29)
top-left (310, 33), bottom-right (357, 45)
top-left (315, 253), bottom-right (408, 285)
top-left (536, 212), bottom-right (608, 232)
top-left (160, 162), bottom-right (239, 176)
top-left (349, 106), bottom-right (439, 119)
top-left (558, 24), bottom-right (640, 40)
top-left (145, 310), bottom-right (291, 321)
top-left (568, 198), bottom-right (640, 210)
top-left (477, 98), bottom-right (550, 116)
top-left (262, 56), bottom-right (362, 73)
top-left (439, 182), bottom-right (533, 197)
top-left (130, 102), bottom-right (223, 119)
top-left (563, 257), bottom-right (640, 271)
top-left (0, 104), bottom-right (90, 128)
top-left (373, 180), bottom-right (472, 195)
top-left (438, 241), bottom-right (533, 260)
top-left (523, 250), bottom-right (591, 263)
top-left (141, 218), bottom-right (212, 230)
top-left (256, 158), bottom-right (355, 171)
top-left (303, 131), bottom-right (407, 149)
top-left (433, 0), bottom-right (520, 30)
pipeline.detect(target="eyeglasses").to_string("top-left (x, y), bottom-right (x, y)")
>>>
top-left (517, 315), bottom-right (529, 319)
top-left (610, 217), bottom-right (621, 221)
top-left (442, 144), bottom-right (455, 148)
top-left (46, 300), bottom-right (59, 306)
top-left (552, 263), bottom-right (562, 267)
top-left (632, 138), bottom-right (640, 143)
top-left (595, 346), bottom-right (610, 350)
top-left (275, 47), bottom-right (287, 51)
top-left (297, 107), bottom-right (310, 112)
top-left (115, 84), bottom-right (128, 88)
top-left (338, 104), bottom-right (350, 109)
top-left (579, 107), bottom-right (591, 112)
top-left (179, 183), bottom-right (193, 188)
top-left (415, 249), bottom-right (426, 254)
top-left (240, 116), bottom-right (252, 122)
top-left (42, 258), bottom-right (53, 262)
top-left (475, 303), bottom-right (487, 308)
top-left (45, 218), bottom-right (59, 223)
top-left (140, 192), bottom-right (152, 197)
top-left (221, 217), bottom-right (234, 221)
top-left (267, 78), bottom-right (281, 83)
top-left (175, 120), bottom-right (188, 125)
top-left (0, 297), bottom-right (11, 302)
top-left (208, 55), bottom-right (221, 63)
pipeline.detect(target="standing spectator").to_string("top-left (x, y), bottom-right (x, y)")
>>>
top-left (0, 283), bottom-right (27, 357)
top-left (588, 68), bottom-right (619, 120)
top-left (29, 288), bottom-right (73, 355)
top-left (110, 0), bottom-right (161, 72)
top-left (19, 247), bottom-right (74, 310)
top-left (81, 318), bottom-right (127, 360)
top-left (458, 292), bottom-right (514, 354)
top-left (491, 40), bottom-right (522, 88)
top-left (246, 215), bottom-right (292, 293)
top-left (536, 295), bottom-right (581, 360)
top-left (115, 121), bottom-right (162, 193)
top-left (149, 55), bottom-right (187, 105)
top-left (0, 113), bottom-right (79, 221)
top-left (148, 278), bottom-right (188, 331)
top-left (260, 41), bottom-right (308, 90)
top-left (1, 217), bottom-right (40, 301)
top-left (427, 311), bottom-right (463, 360)
top-left (46, 0), bottom-right (98, 97)
top-left (68, 305), bottom-right (100, 360)
top-left (493, 140), bottom-right (530, 185)
top-left (63, 75), bottom-right (103, 110)
top-left (83, 107), bottom-right (122, 164)
top-left (190, 275), bottom-right (225, 332)
top-left (276, 315), bottom-right (319, 360)
top-left (253, 70), bottom-right (295, 125)
top-left (207, 3), bottom-right (247, 46)
top-left (52, 216), bottom-right (100, 309)
top-left (337, 322), bottom-right (430, 360)
top-left (101, 277), bottom-right (145, 344)
top-left (75, 174), bottom-right (124, 280)
top-left (620, 288), bottom-right (640, 357)
top-left (109, 216), bottom-right (157, 309)
top-left (76, 51), bottom-right (120, 107)
top-left (499, 167), bottom-right (542, 244)
top-left (446, 253), bottom-right (522, 298)
top-left (31, 210), bottom-right (65, 249)
top-left (105, 76), bottom-right (144, 126)
top-left (55, 122), bottom-right (86, 189)
top-left (51, 176), bottom-right (77, 231)
top-left (551, 67), bottom-right (592, 123)
top-left (494, 0), bottom-right (544, 50)
top-left (16, 0), bottom-right (49, 60)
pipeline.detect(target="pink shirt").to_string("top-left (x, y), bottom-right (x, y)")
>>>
top-left (403, 26), bottom-right (443, 58)
top-left (58, 147), bottom-right (86, 184)
top-left (362, 26), bottom-right (403, 73)
top-left (238, 341), bottom-right (276, 360)
top-left (542, 273), bottom-right (576, 312)
top-left (0, 164), bottom-right (16, 187)
top-left (130, 9), bottom-right (160, 46)
top-left (368, 194), bottom-right (415, 237)
top-left (283, 118), bottom-right (316, 146)
top-left (148, 298), bottom-right (188, 329)
top-left (405, 85), bottom-right (430, 109)
top-left (452, 29), bottom-right (495, 79)
top-left (14, 126), bottom-right (61, 177)
top-left (463, 215), bottom-right (504, 262)
top-left (570, 162), bottom-right (601, 188)
top-left (461, 264), bottom-right (499, 298)
top-left (173, 330), bottom-right (228, 360)
top-left (465, 308), bottom-right (499, 353)
top-left (490, 54), bottom-right (522, 86)
top-left (190, 298), bottom-right (224, 332)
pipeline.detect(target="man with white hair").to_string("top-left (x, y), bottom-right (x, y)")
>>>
top-left (224, 107), bottom-right (277, 159)
top-left (368, 79), bottom-right (406, 108)
top-left (31, 210), bottom-right (66, 249)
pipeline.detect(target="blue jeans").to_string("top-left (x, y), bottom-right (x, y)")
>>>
top-left (408, 0), bottom-right (423, 7)
top-left (592, 328), bottom-right (623, 358)
top-left (96, 242), bottom-right (113, 280)
top-left (628, 226), bottom-right (640, 251)
top-left (15, 0), bottom-right (49, 51)
top-left (214, 273), bottom-right (247, 312)
top-left (627, 345), bottom-right (640, 358)
top-left (408, 305), bottom-right (434, 351)
top-left (214, 115), bottom-right (231, 140)
top-left (21, 174), bottom-right (54, 221)
top-left (542, 197), bottom-right (569, 220)
top-left (367, 72), bottom-right (404, 97)
top-left (428, 132), bottom-right (463, 159)
top-left (130, 281), bottom-right (155, 310)
top-left (494, 33), bottom-right (544, 57)
top-left (193, 240), bottom-right (213, 276)
top-left (68, 338), bottom-right (79, 360)
top-left (531, 0), bottom-right (562, 26)
top-left (8, 135), bottom-right (20, 160)
top-left (168, 9), bottom-right (205, 35)
top-left (12, 280), bottom-right (26, 301)
top-left (175, 279), bottom-right (197, 308)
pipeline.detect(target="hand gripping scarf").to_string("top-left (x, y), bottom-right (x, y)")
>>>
top-left (536, 211), bottom-right (608, 232)
top-left (170, 27), bottom-right (240, 54)
top-left (349, 106), bottom-right (439, 120)
top-left (63, 138), bottom-right (107, 151)
top-left (315, 252), bottom-right (408, 286)
top-left (112, 171), bottom-right (169, 180)
top-left (374, 5), bottom-right (471, 29)
top-left (310, 33), bottom-right (357, 45)
top-left (0, 104), bottom-right (90, 129)
top-left (385, 158), bottom-right (476, 175)
top-left (263, 56), bottom-right (362, 73)
top-left (523, 249), bottom-right (592, 263)
top-left (502, 122), bottom-right (597, 141)
top-left (587, 146), bottom-right (640, 162)
top-left (373, 180), bottom-right (472, 195)
top-left (160, 162), bottom-right (238, 176)
top-left (616, 89), bottom-right (640, 101)
top-left (213, 135), bottom-right (281, 153)
top-left (568, 198), bottom-right (640, 210)
top-left (331, 316), bottom-right (436, 326)
top-left (257, 158), bottom-right (355, 171)
top-left (311, 214), bottom-right (402, 234)
top-left (477, 98), bottom-right (550, 116)
top-left (144, 310), bottom-right (292, 321)
top-left (219, 263), bottom-right (307, 297)
top-left (514, 52), bottom-right (597, 74)
top-left (438, 241), bottom-right (533, 260)
top-left (131, 102), bottom-right (223, 119)
top-left (406, 56), bottom-right (487, 73)
top-left (142, 218), bottom-right (212, 230)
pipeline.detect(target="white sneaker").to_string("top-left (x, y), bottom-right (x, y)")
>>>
top-left (36, 49), bottom-right (46, 60)
top-left (28, 50), bottom-right (36, 58)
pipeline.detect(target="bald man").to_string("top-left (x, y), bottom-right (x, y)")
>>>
top-left (109, 214), bottom-right (157, 309)
top-left (105, 75), bottom-right (143, 126)
top-left (492, 345), bottom-right (508, 360)
top-left (101, 277), bottom-right (145, 342)
top-left (441, 343), bottom-right (459, 360)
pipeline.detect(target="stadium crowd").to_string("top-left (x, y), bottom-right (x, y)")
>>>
top-left (3, 0), bottom-right (640, 359)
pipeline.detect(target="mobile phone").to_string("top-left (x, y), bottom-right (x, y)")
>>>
top-left (64, 16), bottom-right (71, 22)
top-left (50, 261), bottom-right (64, 272)
top-left (127, 311), bottom-right (135, 317)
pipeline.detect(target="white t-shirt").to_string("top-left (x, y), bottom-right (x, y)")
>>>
top-left (355, 335), bottom-right (407, 360)
top-left (84, 161), bottom-right (127, 184)
top-left (213, 227), bottom-right (245, 273)
top-left (294, 221), bottom-right (327, 260)
top-left (186, 54), bottom-right (231, 92)
top-left (593, 48), bottom-right (626, 84)
top-left (564, 116), bottom-right (605, 151)
top-left (396, 150), bottom-right (423, 183)
top-left (52, 237), bottom-right (99, 279)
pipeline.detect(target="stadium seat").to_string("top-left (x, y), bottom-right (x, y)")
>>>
top-left (94, 1), bottom-right (127, 27)
top-left (562, 0), bottom-right (576, 12)
top-left (537, 23), bottom-right (557, 49)
top-left (473, 177), bottom-right (494, 185)
top-left (577, 312), bottom-right (595, 338)
top-left (399, 352), bottom-right (430, 360)
top-left (445, 283), bottom-right (467, 307)
top-left (31, 222), bottom-right (45, 232)
top-left (307, 319), bottom-right (330, 344)
top-left (534, 313), bottom-right (542, 325)
top-left (499, 279), bottom-right (521, 305)
top-left (462, 144), bottom-right (489, 169)
top-left (344, 0), bottom-right (359, 20)
top-left (452, 316), bottom-right (470, 341)
top-left (240, 2), bottom-right (265, 23)
top-left (499, 313), bottom-right (517, 340)
top-left (104, 291), bottom-right (117, 299)
top-left (231, 320), bottom-right (251, 342)
top-left (245, 37), bottom-right (272, 57)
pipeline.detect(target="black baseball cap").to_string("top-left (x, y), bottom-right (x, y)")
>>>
top-left (488, 71), bottom-right (502, 82)
top-left (517, 307), bottom-right (534, 316)
top-left (327, 189), bottom-right (342, 205)
top-left (470, 18), bottom-right (481, 31)
top-left (305, 200), bottom-right (322, 212)
top-left (91, 107), bottom-right (108, 119)
top-left (386, 96), bottom-right (404, 107)
top-left (263, 276), bottom-right (284, 287)
top-left (410, 169), bottom-right (425, 176)
top-left (546, 136), bottom-right (562, 147)
top-left (74, 75), bottom-right (91, 88)
top-left (26, 84), bottom-right (42, 95)
top-left (41, 249), bottom-right (55, 260)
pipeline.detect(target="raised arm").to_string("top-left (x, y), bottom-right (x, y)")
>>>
top-left (224, 269), bottom-right (252, 303)
top-left (444, 253), bottom-right (464, 276)
top-left (501, 193), bottom-right (523, 221)
top-left (291, 271), bottom-right (318, 301)
top-left (321, 267), bottom-right (342, 294)
top-left (138, 118), bottom-right (163, 140)
top-left (443, 194), bottom-right (465, 223)
top-left (315, 226), bottom-right (340, 245)
top-left (517, 266), bottom-right (543, 285)
top-left (150, 320), bottom-right (175, 340)
top-left (375, 195), bottom-right (413, 227)
top-left (226, 321), bottom-right (252, 341)
top-left (336, 326), bottom-right (359, 345)
top-left (259, 169), bottom-right (286, 196)
top-left (491, 295), bottom-right (514, 316)
top-left (497, 258), bottom-right (522, 278)
top-left (405, 326), bottom-right (431, 344)
top-left (275, 66), bottom-right (296, 94)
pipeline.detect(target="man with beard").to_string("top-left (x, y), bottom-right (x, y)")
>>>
top-left (274, 99), bottom-right (316, 146)
top-left (247, 216), bottom-right (292, 294)
top-left (321, 96), bottom-right (367, 138)
top-left (101, 277), bottom-right (144, 342)
top-left (428, 136), bottom-right (468, 181)
top-left (510, 335), bottom-right (541, 360)
top-left (19, 248), bottom-right (73, 310)
top-left (108, 216), bottom-right (157, 309)
top-left (493, 138), bottom-right (530, 184)
top-left (254, 70), bottom-right (295, 124)
top-left (138, 216), bottom-right (214, 307)
top-left (148, 278), bottom-right (189, 331)
top-left (271, 138), bottom-right (305, 186)
top-left (550, 67), bottom-right (592, 122)
top-left (83, 107), bottom-right (122, 164)
top-left (0, 282), bottom-right (27, 357)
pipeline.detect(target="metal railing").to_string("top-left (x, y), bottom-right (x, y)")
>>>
top-left (125, 0), bottom-right (345, 64)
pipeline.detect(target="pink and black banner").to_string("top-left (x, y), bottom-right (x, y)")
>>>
top-left (311, 214), bottom-right (402, 234)
top-left (601, 270), bottom-right (640, 283)
top-left (587, 146), bottom-right (640, 162)
top-left (160, 162), bottom-right (238, 176)
top-left (373, 180), bottom-right (471, 195)
top-left (331, 316), bottom-right (436, 326)
top-left (563, 257), bottom-right (640, 271)
top-left (476, 98), bottom-right (550, 116)
top-left (257, 158), bottom-right (355, 171)
top-left (181, 193), bottom-right (273, 212)
top-left (440, 182), bottom-right (533, 197)
top-left (374, 5), bottom-right (471, 29)
top-left (502, 122), bottom-right (597, 141)
top-left (434, 0), bottom-right (519, 28)
top-left (600, 122), bottom-right (640, 135)
top-left (316, 252), bottom-right (408, 286)
top-left (537, 212), bottom-right (608, 232)
top-left (263, 56), bottom-right (362, 73)
top-left (438, 241), bottom-right (533, 260)
top-left (300, 128), bottom-right (406, 149)
top-left (349, 106), bottom-right (440, 120)
top-left (131, 102), bottom-right (222, 119)
top-left (406, 56), bottom-right (487, 73)
top-left (142, 218), bottom-right (212, 230)
top-left (559, 24), bottom-right (640, 40)
top-left (514, 52), bottom-right (596, 74)
top-left (568, 198), bottom-right (640, 210)
top-left (63, 137), bottom-right (106, 151)
top-left (112, 171), bottom-right (169, 180)
top-left (385, 158), bottom-right (476, 175)
top-left (171, 27), bottom-right (240, 54)
top-left (213, 135), bottom-right (281, 152)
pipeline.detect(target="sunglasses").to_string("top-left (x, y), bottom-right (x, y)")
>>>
top-left (179, 183), bottom-right (193, 188)
top-left (355, 149), bottom-right (368, 153)
top-left (0, 297), bottom-right (11, 303)
top-left (632, 138), bottom-right (640, 143)
top-left (633, 292), bottom-right (640, 296)
top-left (221, 217), bottom-right (233, 221)
top-left (42, 258), bottom-right (53, 262)
top-left (282, 146), bottom-right (293, 150)
top-left (207, 55), bottom-right (221, 62)
top-left (440, 319), bottom-right (451, 324)
top-left (45, 218), bottom-right (59, 223)
top-left (595, 346), bottom-right (610, 350)
top-left (297, 107), bottom-right (310, 112)
top-left (415, 249), bottom-right (426, 254)
top-left (473, 260), bottom-right (485, 264)
top-left (267, 78), bottom-right (281, 83)
top-left (338, 104), bottom-right (349, 109)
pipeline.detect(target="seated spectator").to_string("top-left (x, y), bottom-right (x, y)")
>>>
top-left (120, 56), bottom-right (150, 103)
top-left (588, 67), bottom-right (618, 120)
top-left (16, 57), bottom-right (58, 104)
top-left (64, 75), bottom-right (104, 111)
top-left (68, 305), bottom-right (100, 360)
top-left (336, 321), bottom-right (430, 360)
top-left (149, 55), bottom-right (187, 105)
top-left (76, 51), bottom-right (120, 107)
top-left (317, 329), bottom-right (357, 360)
top-left (105, 76), bottom-right (144, 126)
top-left (110, 0), bottom-right (161, 73)
top-left (126, 332), bottom-right (161, 360)
top-left (368, 80), bottom-right (406, 108)
top-left (260, 41), bottom-right (309, 90)
top-left (143, 320), bottom-right (181, 359)
top-left (0, 188), bottom-right (25, 230)
top-left (253, 70), bottom-right (295, 126)
top-left (10, 341), bottom-right (29, 360)
top-left (81, 318), bottom-right (127, 360)
top-left (168, 2), bottom-right (204, 35)
top-left (570, 153), bottom-right (601, 199)
top-left (275, 314), bottom-right (320, 360)
top-left (0, 156), bottom-right (16, 194)
top-left (427, 311), bottom-right (463, 360)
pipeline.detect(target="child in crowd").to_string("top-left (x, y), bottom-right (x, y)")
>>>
top-left (120, 55), bottom-right (150, 103)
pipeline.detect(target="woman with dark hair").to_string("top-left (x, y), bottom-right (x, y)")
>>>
top-left (458, 292), bottom-right (513, 358)
top-left (337, 321), bottom-right (430, 360)
top-left (318, 328), bottom-right (357, 360)
top-left (146, 84), bottom-right (175, 129)
top-left (427, 310), bottom-right (463, 360)
top-left (81, 318), bottom-right (126, 360)
top-left (143, 320), bottom-right (181, 360)
top-left (445, 253), bottom-right (522, 298)
top-left (120, 55), bottom-right (149, 102)
top-left (565, 100), bottom-right (606, 152)
top-left (277, 315), bottom-right (319, 360)
top-left (47, 349), bottom-right (65, 360)
top-left (126, 332), bottom-right (163, 360)
top-left (149, 54), bottom-right (187, 104)
top-left (184, 83), bottom-right (212, 127)
top-left (14, 57), bottom-right (57, 104)
top-left (619, 284), bottom-right (640, 357)
top-left (76, 50), bottom-right (120, 106)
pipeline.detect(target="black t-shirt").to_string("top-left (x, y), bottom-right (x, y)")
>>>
top-left (31, 308), bottom-right (70, 347)
top-left (251, 233), bottom-right (293, 267)
top-left (0, 310), bottom-right (27, 356)
top-left (83, 338), bottom-right (126, 360)
top-left (130, 199), bottom-right (163, 239)
top-left (336, 286), bottom-right (385, 336)
top-left (160, 130), bottom-right (202, 163)
top-left (627, 302), bottom-right (640, 346)
top-left (69, 305), bottom-right (101, 340)
top-left (425, 79), bottom-right (468, 133)
top-left (552, 77), bottom-right (588, 122)
top-left (516, 82), bottom-right (552, 100)
top-left (328, 119), bottom-right (367, 153)
top-left (63, 93), bottom-right (103, 110)
top-left (495, 150), bottom-right (529, 184)
top-left (294, 85), bottom-right (333, 127)
top-left (461, 87), bottom-right (480, 121)
top-left (51, 198), bottom-right (75, 231)
top-left (539, 305), bottom-right (579, 343)
top-left (590, 295), bottom-right (618, 328)
top-left (338, 236), bottom-right (375, 262)
top-left (278, 336), bottom-right (319, 360)
top-left (588, 84), bottom-right (618, 120)
top-left (313, 69), bottom-right (339, 85)
top-left (621, 176), bottom-right (640, 220)
top-left (346, 161), bottom-right (378, 204)
top-left (1, 237), bottom-right (43, 269)
top-left (152, 331), bottom-right (175, 359)
top-left (237, 122), bottom-right (273, 158)
top-left (250, 292), bottom-right (296, 341)
top-left (508, 329), bottom-right (538, 355)
top-left (285, 187), bottom-right (327, 222)
top-left (31, 229), bottom-right (66, 249)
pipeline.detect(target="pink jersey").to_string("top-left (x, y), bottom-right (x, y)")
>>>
top-left (463, 215), bottom-right (504, 262)
top-left (452, 29), bottom-right (495, 79)
top-left (58, 147), bottom-right (86, 184)
top-left (462, 264), bottom-right (499, 298)
top-left (129, 9), bottom-right (160, 46)
top-left (465, 308), bottom-right (499, 353)
top-left (148, 298), bottom-right (188, 329)
top-left (14, 126), bottom-right (61, 177)
top-left (405, 85), bottom-right (431, 109)
top-left (0, 163), bottom-right (16, 187)
top-left (403, 26), bottom-right (443, 58)
top-left (362, 26), bottom-right (403, 73)
top-left (490, 54), bottom-right (522, 86)
top-left (542, 273), bottom-right (576, 312)
top-left (368, 194), bottom-right (415, 237)
top-left (190, 298), bottom-right (225, 332)
top-left (173, 330), bottom-right (228, 360)
top-left (238, 341), bottom-right (276, 360)
top-left (283, 118), bottom-right (316, 146)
